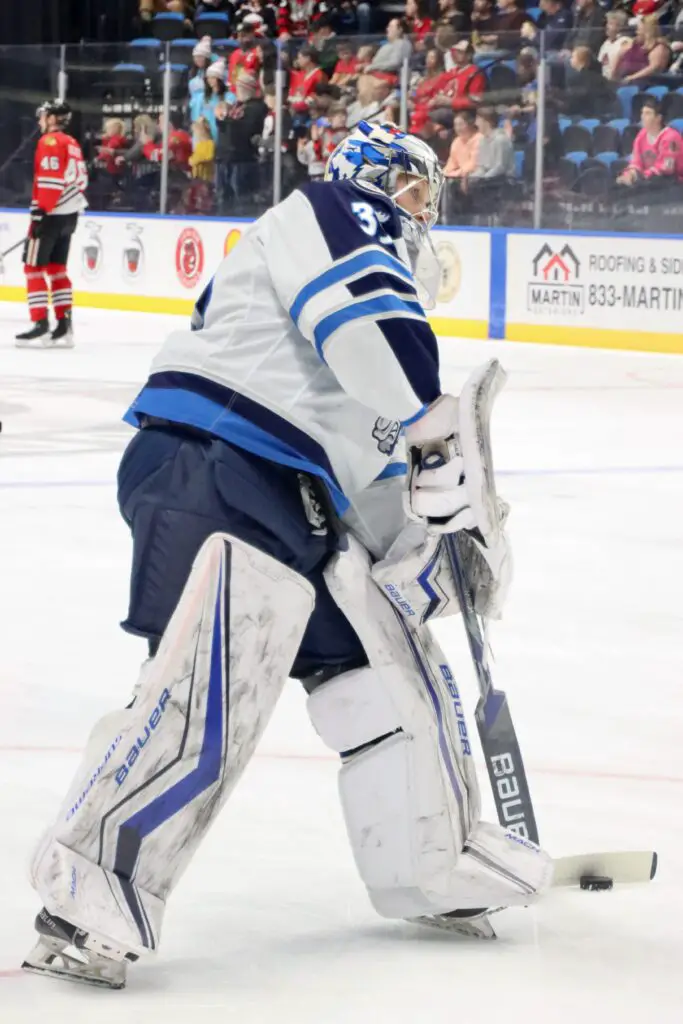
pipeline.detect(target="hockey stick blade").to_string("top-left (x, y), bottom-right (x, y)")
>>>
top-left (552, 850), bottom-right (657, 888)
top-left (444, 533), bottom-right (540, 844)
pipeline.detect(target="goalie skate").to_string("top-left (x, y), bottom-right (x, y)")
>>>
top-left (21, 908), bottom-right (133, 990)
top-left (410, 907), bottom-right (499, 940)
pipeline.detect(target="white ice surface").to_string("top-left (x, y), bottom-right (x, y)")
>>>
top-left (1, 303), bottom-right (682, 1023)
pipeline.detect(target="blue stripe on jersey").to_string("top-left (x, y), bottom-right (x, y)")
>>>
top-left (374, 461), bottom-right (408, 481)
top-left (123, 372), bottom-right (350, 514)
top-left (313, 293), bottom-right (426, 360)
top-left (374, 316), bottom-right (441, 407)
top-left (289, 247), bottom-right (414, 327)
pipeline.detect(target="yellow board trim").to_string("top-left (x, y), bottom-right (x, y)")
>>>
top-left (0, 285), bottom-right (489, 338)
top-left (506, 322), bottom-right (683, 355)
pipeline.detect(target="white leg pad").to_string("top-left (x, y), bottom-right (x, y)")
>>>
top-left (308, 536), bottom-right (553, 919)
top-left (30, 532), bottom-right (314, 957)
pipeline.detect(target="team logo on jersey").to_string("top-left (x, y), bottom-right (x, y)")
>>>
top-left (123, 223), bottom-right (144, 281)
top-left (372, 417), bottom-right (401, 455)
top-left (81, 222), bottom-right (102, 279)
top-left (224, 228), bottom-right (241, 257)
top-left (175, 227), bottom-right (204, 289)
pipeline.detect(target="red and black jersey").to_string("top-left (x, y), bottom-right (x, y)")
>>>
top-left (33, 131), bottom-right (88, 215)
top-left (276, 0), bottom-right (321, 37)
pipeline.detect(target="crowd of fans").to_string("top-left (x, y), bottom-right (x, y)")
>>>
top-left (83, 0), bottom-right (683, 221)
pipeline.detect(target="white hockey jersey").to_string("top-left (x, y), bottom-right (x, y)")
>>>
top-left (124, 179), bottom-right (443, 555)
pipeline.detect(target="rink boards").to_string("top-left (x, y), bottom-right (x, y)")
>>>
top-left (1, 209), bottom-right (682, 354)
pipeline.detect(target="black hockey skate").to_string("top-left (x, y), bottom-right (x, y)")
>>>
top-left (21, 906), bottom-right (136, 989)
top-left (50, 312), bottom-right (74, 347)
top-left (15, 318), bottom-right (50, 346)
top-left (409, 907), bottom-right (499, 939)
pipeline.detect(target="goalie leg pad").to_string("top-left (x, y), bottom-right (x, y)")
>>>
top-left (30, 532), bottom-right (314, 957)
top-left (308, 536), bottom-right (553, 919)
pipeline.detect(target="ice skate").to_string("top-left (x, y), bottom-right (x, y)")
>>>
top-left (21, 907), bottom-right (135, 990)
top-left (49, 312), bottom-right (74, 348)
top-left (409, 907), bottom-right (499, 940)
top-left (15, 319), bottom-right (50, 347)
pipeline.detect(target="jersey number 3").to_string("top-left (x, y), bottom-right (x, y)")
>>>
top-left (351, 202), bottom-right (392, 246)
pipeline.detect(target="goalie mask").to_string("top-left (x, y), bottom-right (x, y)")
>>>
top-left (325, 121), bottom-right (444, 309)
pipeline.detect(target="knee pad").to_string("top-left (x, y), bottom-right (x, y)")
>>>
top-left (30, 532), bottom-right (315, 956)
top-left (307, 536), bottom-right (553, 920)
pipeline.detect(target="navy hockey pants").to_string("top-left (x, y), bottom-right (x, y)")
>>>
top-left (117, 424), bottom-right (367, 680)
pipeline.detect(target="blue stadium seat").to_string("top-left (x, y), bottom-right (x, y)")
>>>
top-left (110, 63), bottom-right (148, 97)
top-left (646, 85), bottom-right (669, 101)
top-left (212, 37), bottom-right (240, 51)
top-left (593, 124), bottom-right (620, 154)
top-left (616, 85), bottom-right (638, 120)
top-left (514, 150), bottom-right (525, 177)
top-left (595, 151), bottom-right (619, 167)
top-left (151, 11), bottom-right (185, 41)
top-left (564, 150), bottom-right (588, 164)
top-left (606, 118), bottom-right (629, 134)
top-left (195, 11), bottom-right (231, 37)
top-left (526, 6), bottom-right (541, 20)
top-left (129, 38), bottom-right (161, 50)
top-left (578, 118), bottom-right (600, 133)
top-left (669, 118), bottom-right (683, 134)
top-left (473, 50), bottom-right (508, 66)
top-left (558, 116), bottom-right (571, 133)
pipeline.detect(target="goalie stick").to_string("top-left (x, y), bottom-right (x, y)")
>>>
top-left (444, 531), bottom-right (540, 844)
top-left (0, 236), bottom-right (26, 272)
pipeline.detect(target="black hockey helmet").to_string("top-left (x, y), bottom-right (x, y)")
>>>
top-left (36, 99), bottom-right (72, 128)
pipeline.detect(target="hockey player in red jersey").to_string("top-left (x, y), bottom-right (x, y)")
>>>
top-left (16, 99), bottom-right (88, 348)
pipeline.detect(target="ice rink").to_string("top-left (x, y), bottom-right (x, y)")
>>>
top-left (1, 302), bottom-right (682, 1023)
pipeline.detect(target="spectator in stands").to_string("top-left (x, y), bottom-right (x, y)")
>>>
top-left (288, 46), bottom-right (327, 116)
top-left (297, 104), bottom-right (347, 180)
top-left (409, 47), bottom-right (446, 134)
top-left (229, 18), bottom-right (264, 88)
top-left (203, 61), bottom-right (232, 139)
top-left (331, 39), bottom-right (360, 91)
top-left (158, 111), bottom-right (193, 172)
top-left (471, 0), bottom-right (497, 51)
top-left (366, 18), bottom-right (413, 77)
top-left (405, 0), bottom-right (434, 46)
top-left (433, 26), bottom-right (458, 68)
top-left (598, 10), bottom-right (632, 80)
top-left (444, 108), bottom-right (480, 178)
top-left (617, 96), bottom-right (683, 187)
top-left (189, 37), bottom-right (214, 125)
top-left (564, 44), bottom-right (617, 117)
top-left (120, 114), bottom-right (160, 166)
top-left (428, 40), bottom-right (487, 120)
top-left (537, 0), bottom-right (572, 53)
top-left (614, 16), bottom-right (671, 83)
top-left (346, 75), bottom-right (395, 125)
top-left (97, 118), bottom-right (128, 176)
top-left (487, 0), bottom-right (529, 52)
top-left (215, 71), bottom-right (268, 208)
top-left (246, 0), bottom-right (278, 37)
top-left (566, 0), bottom-right (605, 57)
top-left (189, 116), bottom-right (216, 181)
top-left (277, 0), bottom-right (322, 38)
top-left (311, 15), bottom-right (339, 77)
top-left (470, 106), bottom-right (515, 180)
top-left (139, 0), bottom-right (187, 24)
top-left (435, 0), bottom-right (470, 37)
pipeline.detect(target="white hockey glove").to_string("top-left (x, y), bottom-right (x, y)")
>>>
top-left (403, 359), bottom-right (512, 618)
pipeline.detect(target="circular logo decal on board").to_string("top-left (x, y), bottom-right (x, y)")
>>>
top-left (175, 227), bottom-right (204, 289)
top-left (435, 241), bottom-right (462, 305)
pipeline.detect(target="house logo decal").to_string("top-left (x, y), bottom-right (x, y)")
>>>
top-left (527, 243), bottom-right (584, 315)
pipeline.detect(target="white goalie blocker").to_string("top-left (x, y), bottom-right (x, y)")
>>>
top-left (310, 535), bottom-right (554, 920)
top-left (29, 533), bottom-right (315, 961)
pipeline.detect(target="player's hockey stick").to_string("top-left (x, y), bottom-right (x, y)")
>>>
top-left (444, 531), bottom-right (540, 845)
top-left (0, 237), bottom-right (26, 271)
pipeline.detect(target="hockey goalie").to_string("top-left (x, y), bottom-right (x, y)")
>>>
top-left (22, 121), bottom-right (554, 989)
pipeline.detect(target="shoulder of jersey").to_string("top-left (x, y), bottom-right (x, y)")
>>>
top-left (301, 178), bottom-right (401, 228)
